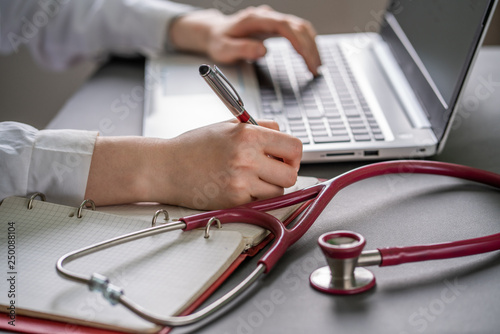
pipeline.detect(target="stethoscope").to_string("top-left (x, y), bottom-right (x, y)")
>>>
top-left (56, 160), bottom-right (500, 327)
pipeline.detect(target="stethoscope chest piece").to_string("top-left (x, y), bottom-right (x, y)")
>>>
top-left (310, 231), bottom-right (376, 295)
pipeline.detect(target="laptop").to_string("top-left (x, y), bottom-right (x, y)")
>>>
top-left (143, 0), bottom-right (498, 163)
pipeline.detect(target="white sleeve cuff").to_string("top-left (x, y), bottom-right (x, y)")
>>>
top-left (28, 129), bottom-right (98, 206)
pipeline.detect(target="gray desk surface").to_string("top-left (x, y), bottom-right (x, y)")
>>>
top-left (48, 47), bottom-right (500, 334)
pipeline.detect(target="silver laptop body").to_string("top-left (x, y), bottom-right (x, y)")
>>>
top-left (143, 0), bottom-right (497, 163)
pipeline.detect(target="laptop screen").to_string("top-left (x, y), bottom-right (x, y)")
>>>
top-left (381, 0), bottom-right (494, 139)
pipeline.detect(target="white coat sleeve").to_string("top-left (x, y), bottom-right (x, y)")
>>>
top-left (0, 122), bottom-right (98, 206)
top-left (0, 0), bottom-right (196, 70)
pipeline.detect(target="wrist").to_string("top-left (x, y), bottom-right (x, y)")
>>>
top-left (168, 9), bottom-right (223, 55)
top-left (142, 137), bottom-right (180, 205)
top-left (85, 136), bottom-right (171, 205)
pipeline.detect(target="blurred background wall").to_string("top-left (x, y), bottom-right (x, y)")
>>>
top-left (1, 0), bottom-right (498, 130)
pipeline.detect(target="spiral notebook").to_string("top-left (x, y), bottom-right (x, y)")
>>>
top-left (0, 176), bottom-right (318, 334)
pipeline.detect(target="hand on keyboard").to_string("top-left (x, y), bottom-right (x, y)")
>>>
top-left (169, 5), bottom-right (322, 76)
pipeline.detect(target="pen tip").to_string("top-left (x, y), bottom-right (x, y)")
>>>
top-left (199, 64), bottom-right (210, 76)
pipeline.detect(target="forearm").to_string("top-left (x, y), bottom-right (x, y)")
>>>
top-left (85, 136), bottom-right (173, 206)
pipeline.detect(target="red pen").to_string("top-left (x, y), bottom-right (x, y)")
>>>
top-left (199, 64), bottom-right (259, 125)
top-left (199, 64), bottom-right (284, 162)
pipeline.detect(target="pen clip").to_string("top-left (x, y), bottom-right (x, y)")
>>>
top-left (214, 66), bottom-right (244, 107)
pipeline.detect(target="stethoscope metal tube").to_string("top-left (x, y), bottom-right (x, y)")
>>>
top-left (119, 264), bottom-right (267, 327)
top-left (56, 221), bottom-right (187, 285)
top-left (356, 250), bottom-right (382, 266)
top-left (56, 218), bottom-right (268, 326)
top-left (55, 160), bottom-right (500, 326)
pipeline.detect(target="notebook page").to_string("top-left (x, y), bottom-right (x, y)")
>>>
top-left (0, 196), bottom-right (245, 333)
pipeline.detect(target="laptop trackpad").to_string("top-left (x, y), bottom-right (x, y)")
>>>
top-left (144, 55), bottom-right (259, 139)
top-left (150, 93), bottom-right (232, 139)
top-left (144, 61), bottom-right (235, 139)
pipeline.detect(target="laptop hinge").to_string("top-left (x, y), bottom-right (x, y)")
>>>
top-left (371, 41), bottom-right (431, 129)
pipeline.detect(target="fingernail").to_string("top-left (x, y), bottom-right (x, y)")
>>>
top-left (316, 65), bottom-right (324, 76)
top-left (257, 45), bottom-right (267, 57)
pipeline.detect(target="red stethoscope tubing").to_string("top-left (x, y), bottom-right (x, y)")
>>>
top-left (379, 232), bottom-right (500, 266)
top-left (181, 160), bottom-right (500, 273)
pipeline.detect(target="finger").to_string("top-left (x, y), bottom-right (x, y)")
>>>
top-left (299, 24), bottom-right (322, 76)
top-left (256, 151), bottom-right (299, 188)
top-left (241, 122), bottom-right (302, 168)
top-left (225, 117), bottom-right (279, 131)
top-left (256, 4), bottom-right (274, 11)
top-left (231, 9), bottom-right (321, 75)
top-left (213, 37), bottom-right (267, 63)
top-left (259, 129), bottom-right (303, 171)
top-left (221, 164), bottom-right (284, 206)
top-left (256, 119), bottom-right (280, 131)
top-left (277, 17), bottom-right (322, 76)
top-left (248, 177), bottom-right (285, 201)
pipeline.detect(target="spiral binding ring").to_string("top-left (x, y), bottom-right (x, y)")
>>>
top-left (77, 199), bottom-right (96, 218)
top-left (27, 192), bottom-right (46, 210)
top-left (151, 209), bottom-right (169, 227)
top-left (204, 217), bottom-right (222, 239)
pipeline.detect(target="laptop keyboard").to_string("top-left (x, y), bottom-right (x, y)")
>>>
top-left (255, 42), bottom-right (385, 144)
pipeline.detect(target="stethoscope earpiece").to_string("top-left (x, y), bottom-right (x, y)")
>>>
top-left (310, 231), bottom-right (377, 295)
